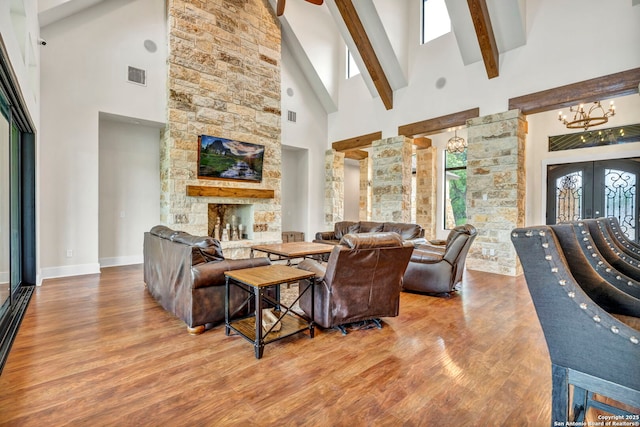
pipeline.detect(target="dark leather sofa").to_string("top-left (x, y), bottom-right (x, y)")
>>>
top-left (313, 220), bottom-right (425, 245)
top-left (143, 225), bottom-right (270, 334)
top-left (297, 232), bottom-right (414, 333)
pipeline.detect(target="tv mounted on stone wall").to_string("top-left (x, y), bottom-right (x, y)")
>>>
top-left (197, 135), bottom-right (264, 182)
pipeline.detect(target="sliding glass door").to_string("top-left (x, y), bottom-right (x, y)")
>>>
top-left (0, 96), bottom-right (9, 323)
top-left (0, 55), bottom-right (36, 372)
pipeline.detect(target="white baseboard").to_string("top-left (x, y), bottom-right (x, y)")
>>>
top-left (40, 263), bottom-right (101, 280)
top-left (99, 255), bottom-right (143, 268)
top-left (0, 271), bottom-right (8, 284)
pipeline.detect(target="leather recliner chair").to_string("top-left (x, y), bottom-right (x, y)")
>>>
top-left (402, 224), bottom-right (477, 296)
top-left (296, 232), bottom-right (414, 334)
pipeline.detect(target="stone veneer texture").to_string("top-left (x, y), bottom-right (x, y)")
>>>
top-left (415, 146), bottom-right (437, 239)
top-left (324, 149), bottom-right (345, 226)
top-left (359, 157), bottom-right (372, 221)
top-left (161, 0), bottom-right (282, 257)
top-left (372, 136), bottom-right (413, 223)
top-left (466, 110), bottom-right (527, 276)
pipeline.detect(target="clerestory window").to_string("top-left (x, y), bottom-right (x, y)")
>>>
top-left (422, 0), bottom-right (452, 44)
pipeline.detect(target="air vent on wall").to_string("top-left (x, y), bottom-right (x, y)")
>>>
top-left (287, 110), bottom-right (297, 123)
top-left (127, 66), bottom-right (146, 86)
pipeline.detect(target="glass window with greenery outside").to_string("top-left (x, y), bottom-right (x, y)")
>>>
top-left (444, 149), bottom-right (467, 229)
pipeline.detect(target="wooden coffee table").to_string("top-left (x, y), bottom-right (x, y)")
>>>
top-left (250, 241), bottom-right (334, 265)
top-left (224, 264), bottom-right (316, 359)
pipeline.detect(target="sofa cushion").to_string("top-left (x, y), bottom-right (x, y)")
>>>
top-left (334, 221), bottom-right (359, 239)
top-left (382, 222), bottom-right (424, 240)
top-left (150, 225), bottom-right (179, 240)
top-left (358, 221), bottom-right (384, 233)
top-left (340, 232), bottom-right (404, 249)
top-left (171, 233), bottom-right (225, 264)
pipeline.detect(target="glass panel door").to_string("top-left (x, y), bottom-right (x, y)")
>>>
top-left (10, 123), bottom-right (20, 294)
top-left (547, 159), bottom-right (640, 242)
top-left (0, 99), bottom-right (10, 321)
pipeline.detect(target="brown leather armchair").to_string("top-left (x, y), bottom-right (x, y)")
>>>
top-left (296, 232), bottom-right (414, 334)
top-left (403, 224), bottom-right (477, 296)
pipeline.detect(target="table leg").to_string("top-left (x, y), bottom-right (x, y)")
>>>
top-left (254, 286), bottom-right (263, 359)
top-left (310, 277), bottom-right (315, 338)
top-left (225, 276), bottom-right (230, 336)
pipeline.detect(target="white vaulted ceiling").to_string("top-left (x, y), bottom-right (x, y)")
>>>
top-left (39, 0), bottom-right (528, 112)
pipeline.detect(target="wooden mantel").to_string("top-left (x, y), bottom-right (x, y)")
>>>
top-left (186, 185), bottom-right (275, 199)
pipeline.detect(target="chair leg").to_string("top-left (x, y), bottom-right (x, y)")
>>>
top-left (372, 318), bottom-right (383, 329)
top-left (551, 364), bottom-right (569, 426)
top-left (572, 386), bottom-right (588, 422)
top-left (336, 325), bottom-right (348, 335)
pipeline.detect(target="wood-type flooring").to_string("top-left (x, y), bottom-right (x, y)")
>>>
top-left (0, 264), bottom-right (551, 426)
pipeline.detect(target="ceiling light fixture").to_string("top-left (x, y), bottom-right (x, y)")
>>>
top-left (558, 101), bottom-right (616, 131)
top-left (446, 129), bottom-right (467, 153)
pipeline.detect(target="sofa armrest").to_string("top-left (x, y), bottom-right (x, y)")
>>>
top-left (297, 259), bottom-right (327, 281)
top-left (410, 249), bottom-right (446, 264)
top-left (315, 231), bottom-right (336, 241)
top-left (192, 257), bottom-right (271, 289)
top-left (414, 242), bottom-right (446, 254)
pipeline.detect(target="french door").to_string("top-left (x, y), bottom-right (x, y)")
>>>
top-left (546, 159), bottom-right (640, 242)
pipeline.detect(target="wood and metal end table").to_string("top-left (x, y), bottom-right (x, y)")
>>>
top-left (224, 264), bottom-right (316, 359)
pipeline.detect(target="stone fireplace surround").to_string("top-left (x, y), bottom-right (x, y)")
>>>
top-left (161, 0), bottom-right (283, 259)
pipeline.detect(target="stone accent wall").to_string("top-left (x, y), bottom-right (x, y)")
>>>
top-left (372, 136), bottom-right (413, 222)
top-left (324, 149), bottom-right (345, 226)
top-left (415, 146), bottom-right (437, 238)
top-left (161, 0), bottom-right (281, 257)
top-left (465, 110), bottom-right (527, 276)
top-left (359, 157), bottom-right (371, 221)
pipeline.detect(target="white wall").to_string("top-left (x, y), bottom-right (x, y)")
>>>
top-left (0, 0), bottom-right (40, 126)
top-left (328, 0), bottom-right (640, 142)
top-left (331, 0), bottom-right (640, 239)
top-left (0, 0), bottom-right (40, 282)
top-left (281, 147), bottom-right (308, 236)
top-left (98, 116), bottom-right (161, 267)
top-left (344, 158), bottom-right (360, 221)
top-left (281, 42), bottom-right (328, 240)
top-left (526, 93), bottom-right (640, 227)
top-left (39, 0), bottom-right (166, 279)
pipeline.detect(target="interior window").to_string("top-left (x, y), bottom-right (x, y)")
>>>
top-left (422, 0), bottom-right (452, 44)
top-left (346, 48), bottom-right (360, 79)
top-left (444, 148), bottom-right (467, 229)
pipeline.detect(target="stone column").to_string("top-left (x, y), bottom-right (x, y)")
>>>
top-left (415, 146), bottom-right (437, 238)
top-left (359, 157), bottom-right (372, 221)
top-left (161, 0), bottom-right (282, 254)
top-left (465, 110), bottom-right (527, 276)
top-left (324, 149), bottom-right (345, 226)
top-left (371, 136), bottom-right (413, 222)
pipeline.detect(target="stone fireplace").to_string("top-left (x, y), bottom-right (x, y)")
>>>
top-left (208, 203), bottom-right (254, 240)
top-left (161, 0), bottom-right (282, 258)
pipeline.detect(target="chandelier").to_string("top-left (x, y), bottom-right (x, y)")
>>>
top-left (446, 129), bottom-right (467, 153)
top-left (558, 101), bottom-right (615, 131)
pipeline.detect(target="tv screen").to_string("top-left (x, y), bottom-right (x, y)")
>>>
top-left (197, 135), bottom-right (264, 182)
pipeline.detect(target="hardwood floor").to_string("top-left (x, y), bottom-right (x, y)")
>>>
top-left (0, 265), bottom-right (551, 426)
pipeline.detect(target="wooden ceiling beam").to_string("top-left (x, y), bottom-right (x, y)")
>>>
top-left (344, 150), bottom-right (369, 160)
top-left (332, 131), bottom-right (382, 152)
top-left (335, 0), bottom-right (394, 110)
top-left (509, 67), bottom-right (640, 115)
top-left (413, 137), bottom-right (432, 149)
top-left (467, 0), bottom-right (499, 79)
top-left (398, 108), bottom-right (480, 138)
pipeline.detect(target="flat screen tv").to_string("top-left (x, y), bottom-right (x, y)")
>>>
top-left (197, 135), bottom-right (264, 182)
